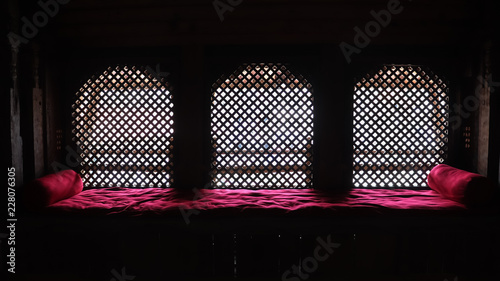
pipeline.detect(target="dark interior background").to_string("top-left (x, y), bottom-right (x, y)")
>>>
top-left (5, 0), bottom-right (500, 189)
top-left (4, 1), bottom-right (500, 281)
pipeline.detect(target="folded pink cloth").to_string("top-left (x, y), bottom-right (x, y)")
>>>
top-left (25, 169), bottom-right (83, 208)
top-left (427, 164), bottom-right (495, 206)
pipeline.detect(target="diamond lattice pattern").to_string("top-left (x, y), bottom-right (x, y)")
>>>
top-left (73, 66), bottom-right (174, 188)
top-left (211, 63), bottom-right (314, 188)
top-left (353, 65), bottom-right (448, 188)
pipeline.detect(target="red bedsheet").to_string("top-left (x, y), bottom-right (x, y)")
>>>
top-left (46, 188), bottom-right (468, 217)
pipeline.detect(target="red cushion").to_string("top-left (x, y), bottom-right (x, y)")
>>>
top-left (25, 169), bottom-right (83, 208)
top-left (46, 187), bottom-right (468, 217)
top-left (427, 164), bottom-right (495, 206)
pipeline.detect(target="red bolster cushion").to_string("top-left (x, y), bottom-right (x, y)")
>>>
top-left (427, 164), bottom-right (495, 206)
top-left (25, 169), bottom-right (83, 208)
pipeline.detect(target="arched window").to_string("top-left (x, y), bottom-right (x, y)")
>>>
top-left (353, 65), bottom-right (449, 188)
top-left (73, 66), bottom-right (174, 188)
top-left (211, 63), bottom-right (314, 188)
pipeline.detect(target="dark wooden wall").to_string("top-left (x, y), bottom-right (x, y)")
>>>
top-left (6, 0), bottom-right (499, 189)
top-left (43, 0), bottom-right (486, 47)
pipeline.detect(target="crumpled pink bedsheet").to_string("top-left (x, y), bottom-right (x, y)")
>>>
top-left (45, 188), bottom-right (468, 217)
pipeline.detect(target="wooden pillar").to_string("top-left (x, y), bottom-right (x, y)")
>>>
top-left (9, 0), bottom-right (23, 186)
top-left (488, 40), bottom-right (500, 186)
top-left (173, 45), bottom-right (206, 189)
top-left (477, 45), bottom-right (490, 176)
top-left (32, 45), bottom-right (45, 178)
top-left (314, 44), bottom-right (352, 191)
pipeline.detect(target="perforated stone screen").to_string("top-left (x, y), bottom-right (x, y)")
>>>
top-left (353, 65), bottom-right (449, 188)
top-left (211, 63), bottom-right (314, 188)
top-left (73, 66), bottom-right (174, 188)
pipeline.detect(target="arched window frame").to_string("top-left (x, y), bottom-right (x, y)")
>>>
top-left (353, 64), bottom-right (449, 188)
top-left (210, 63), bottom-right (314, 189)
top-left (72, 65), bottom-right (175, 188)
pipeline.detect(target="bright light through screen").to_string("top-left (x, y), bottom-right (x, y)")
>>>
top-left (352, 65), bottom-right (448, 188)
top-left (211, 64), bottom-right (314, 188)
top-left (73, 66), bottom-right (174, 188)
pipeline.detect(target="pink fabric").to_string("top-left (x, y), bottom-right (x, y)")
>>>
top-left (25, 169), bottom-right (84, 208)
top-left (427, 164), bottom-right (495, 206)
top-left (47, 188), bottom-right (467, 217)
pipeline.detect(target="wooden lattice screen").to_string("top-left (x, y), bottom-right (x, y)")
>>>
top-left (210, 63), bottom-right (314, 188)
top-left (353, 65), bottom-right (449, 188)
top-left (73, 65), bottom-right (174, 188)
